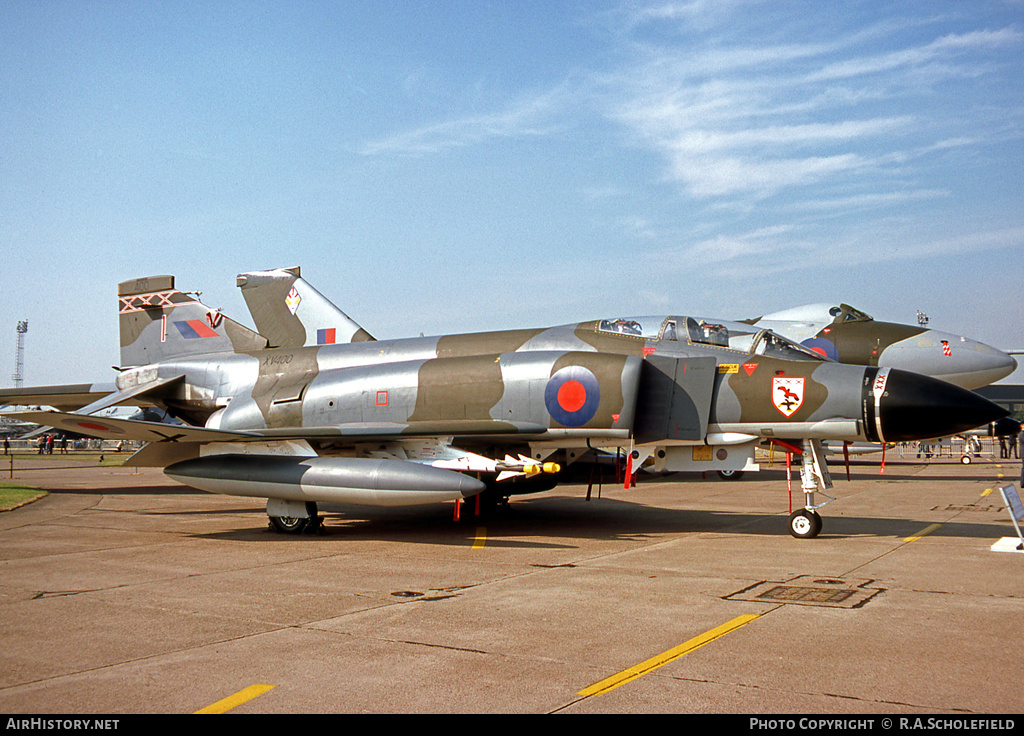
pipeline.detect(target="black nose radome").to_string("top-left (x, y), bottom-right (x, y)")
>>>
top-left (875, 369), bottom-right (1008, 442)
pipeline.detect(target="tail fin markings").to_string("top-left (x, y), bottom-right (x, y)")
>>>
top-left (119, 276), bottom-right (268, 367)
top-left (236, 266), bottom-right (375, 349)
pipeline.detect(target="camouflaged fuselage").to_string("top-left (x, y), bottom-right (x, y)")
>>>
top-left (128, 317), bottom-right (878, 447)
top-left (107, 279), bottom-right (1007, 457)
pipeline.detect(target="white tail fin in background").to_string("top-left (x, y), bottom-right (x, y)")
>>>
top-left (236, 267), bottom-right (375, 349)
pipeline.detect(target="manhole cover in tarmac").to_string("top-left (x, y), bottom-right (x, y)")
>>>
top-left (725, 576), bottom-right (884, 609)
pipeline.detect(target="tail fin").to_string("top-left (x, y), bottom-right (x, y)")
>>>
top-left (236, 266), bottom-right (375, 349)
top-left (118, 276), bottom-right (268, 367)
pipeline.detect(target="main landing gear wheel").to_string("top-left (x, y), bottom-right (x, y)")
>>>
top-left (789, 509), bottom-right (822, 539)
top-left (717, 469), bottom-right (745, 480)
top-left (269, 502), bottom-right (320, 534)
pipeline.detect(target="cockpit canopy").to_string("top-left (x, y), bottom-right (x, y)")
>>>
top-left (597, 316), bottom-right (827, 361)
top-left (828, 304), bottom-right (873, 323)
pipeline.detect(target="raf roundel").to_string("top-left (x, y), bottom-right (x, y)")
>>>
top-left (544, 366), bottom-right (601, 427)
top-left (800, 337), bottom-right (838, 361)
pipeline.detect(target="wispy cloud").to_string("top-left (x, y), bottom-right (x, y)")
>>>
top-left (603, 16), bottom-right (1023, 206)
top-left (356, 85), bottom-right (573, 156)
top-left (353, 2), bottom-right (1023, 275)
top-left (805, 28), bottom-right (1024, 84)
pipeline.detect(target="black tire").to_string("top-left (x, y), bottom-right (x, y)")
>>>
top-left (268, 502), bottom-right (319, 534)
top-left (717, 469), bottom-right (745, 480)
top-left (270, 515), bottom-right (308, 534)
top-left (789, 509), bottom-right (822, 539)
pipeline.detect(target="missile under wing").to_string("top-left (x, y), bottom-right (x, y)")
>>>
top-left (1, 272), bottom-right (1007, 540)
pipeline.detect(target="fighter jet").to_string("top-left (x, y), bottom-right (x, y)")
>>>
top-left (235, 269), bottom-right (1020, 480)
top-left (738, 303), bottom-right (1016, 390)
top-left (0, 271), bottom-right (1007, 539)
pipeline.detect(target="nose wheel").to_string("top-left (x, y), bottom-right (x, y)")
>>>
top-left (789, 508), bottom-right (823, 539)
top-left (788, 439), bottom-right (831, 539)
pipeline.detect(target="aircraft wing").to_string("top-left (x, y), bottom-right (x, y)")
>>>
top-left (256, 420), bottom-right (549, 439)
top-left (2, 409), bottom-right (555, 474)
top-left (1, 410), bottom-right (260, 444)
top-left (3, 409), bottom-right (549, 445)
top-left (0, 375), bottom-right (184, 414)
top-left (0, 383), bottom-right (117, 411)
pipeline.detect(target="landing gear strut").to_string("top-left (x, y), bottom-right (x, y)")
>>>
top-left (789, 438), bottom-right (833, 539)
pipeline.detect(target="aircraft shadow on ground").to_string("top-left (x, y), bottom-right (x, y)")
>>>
top-left (734, 466), bottom-right (1016, 483)
top-left (187, 492), bottom-right (1017, 547)
top-left (37, 484), bottom-right (208, 496)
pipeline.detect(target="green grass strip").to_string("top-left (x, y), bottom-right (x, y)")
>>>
top-left (0, 482), bottom-right (48, 511)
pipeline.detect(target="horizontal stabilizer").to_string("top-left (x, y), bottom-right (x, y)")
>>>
top-left (74, 375), bottom-right (185, 416)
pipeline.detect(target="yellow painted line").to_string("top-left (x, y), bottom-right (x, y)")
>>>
top-left (194, 684), bottom-right (275, 714)
top-left (987, 463), bottom-right (1007, 495)
top-left (904, 523), bottom-right (942, 542)
top-left (473, 527), bottom-right (486, 549)
top-left (577, 614), bottom-right (760, 698)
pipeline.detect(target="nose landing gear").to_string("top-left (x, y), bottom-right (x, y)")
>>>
top-left (788, 439), bottom-right (833, 539)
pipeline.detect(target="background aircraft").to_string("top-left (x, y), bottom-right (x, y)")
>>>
top-left (1, 271), bottom-right (1006, 539)
top-left (739, 303), bottom-right (1016, 389)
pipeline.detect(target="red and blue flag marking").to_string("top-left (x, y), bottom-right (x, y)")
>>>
top-left (174, 320), bottom-right (219, 339)
top-left (317, 328), bottom-right (336, 345)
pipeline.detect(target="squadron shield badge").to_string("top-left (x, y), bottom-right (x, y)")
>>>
top-left (772, 376), bottom-right (805, 417)
top-left (285, 286), bottom-right (301, 315)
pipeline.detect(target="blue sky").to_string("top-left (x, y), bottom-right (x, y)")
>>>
top-left (2, 0), bottom-right (1022, 387)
